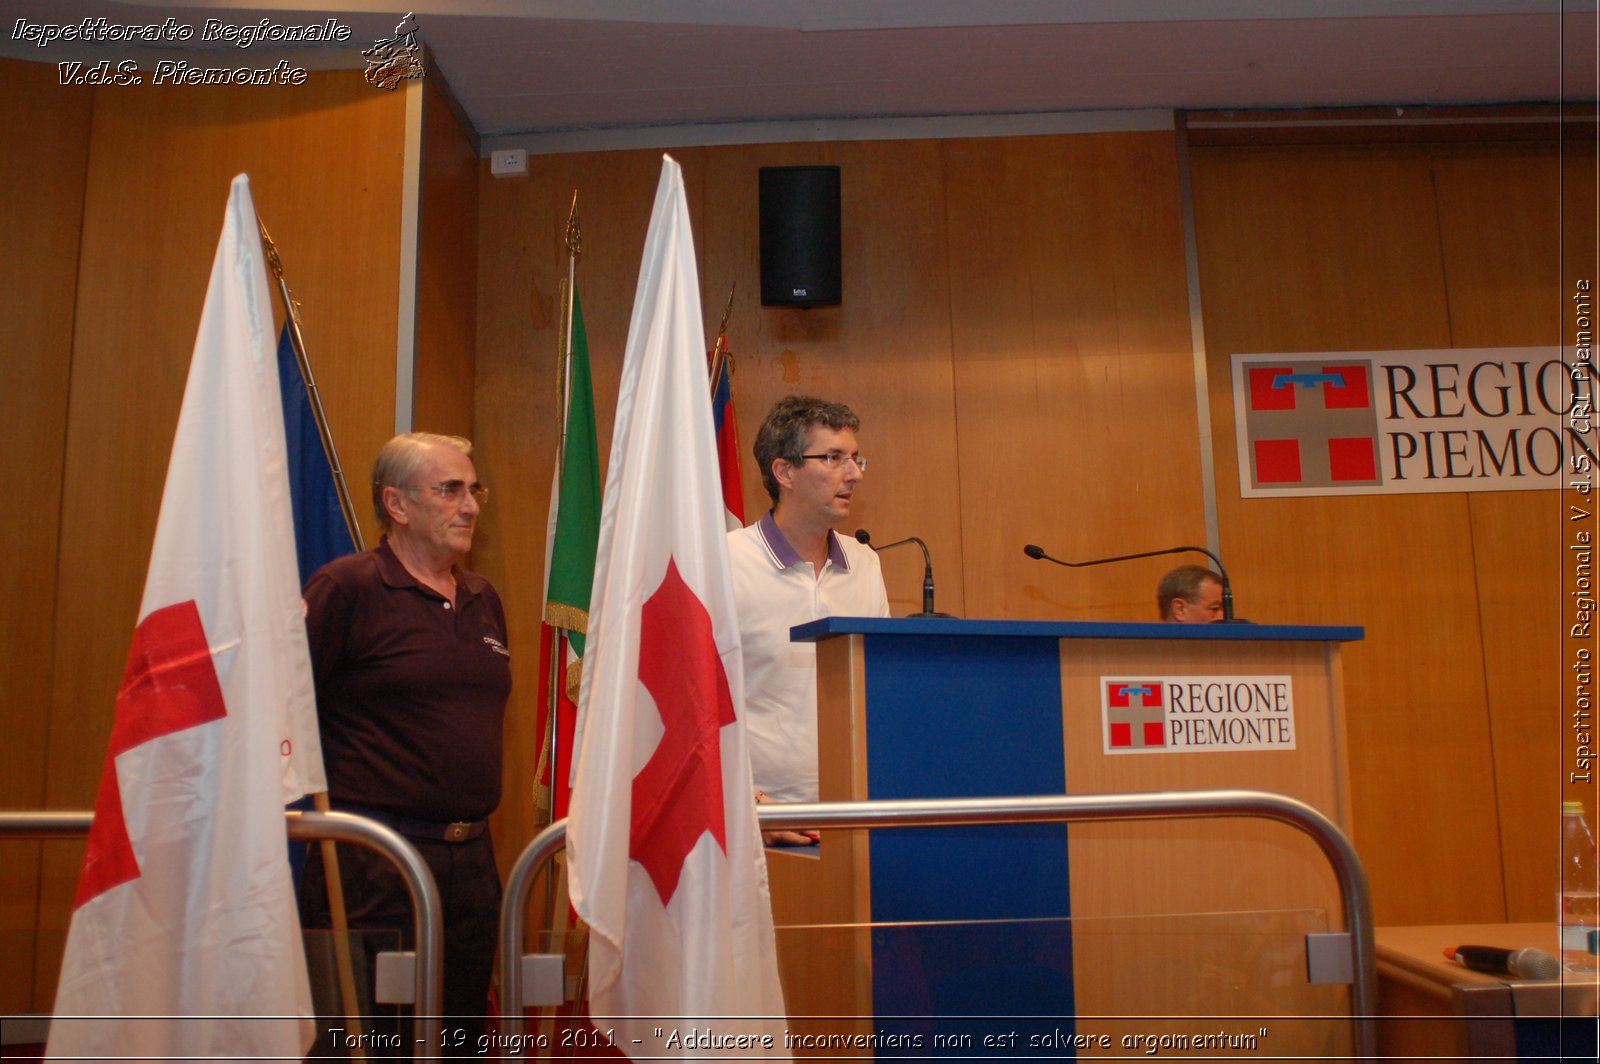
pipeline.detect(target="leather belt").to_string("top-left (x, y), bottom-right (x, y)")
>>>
top-left (343, 805), bottom-right (487, 844)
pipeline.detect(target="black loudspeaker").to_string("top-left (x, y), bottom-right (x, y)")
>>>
top-left (759, 166), bottom-right (841, 307)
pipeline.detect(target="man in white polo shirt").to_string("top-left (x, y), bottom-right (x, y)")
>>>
top-left (729, 395), bottom-right (889, 842)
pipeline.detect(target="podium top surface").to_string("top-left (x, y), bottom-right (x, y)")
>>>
top-left (790, 616), bottom-right (1365, 643)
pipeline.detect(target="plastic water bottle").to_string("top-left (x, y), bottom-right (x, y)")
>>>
top-left (1560, 800), bottom-right (1599, 972)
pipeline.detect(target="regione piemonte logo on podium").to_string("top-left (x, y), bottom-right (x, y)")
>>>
top-left (1101, 676), bottom-right (1298, 755)
top-left (1104, 681), bottom-right (1168, 750)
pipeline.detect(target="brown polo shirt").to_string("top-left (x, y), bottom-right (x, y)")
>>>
top-left (303, 537), bottom-right (511, 823)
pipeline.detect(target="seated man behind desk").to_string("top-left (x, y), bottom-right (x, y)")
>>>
top-left (1157, 563), bottom-right (1224, 623)
top-left (298, 432), bottom-right (510, 1047)
top-left (729, 396), bottom-right (889, 842)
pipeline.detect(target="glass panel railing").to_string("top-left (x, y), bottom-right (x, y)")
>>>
top-left (771, 909), bottom-right (1353, 1060)
top-left (497, 794), bottom-right (1377, 1056)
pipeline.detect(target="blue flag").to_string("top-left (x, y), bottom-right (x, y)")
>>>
top-left (275, 325), bottom-right (356, 584)
top-left (276, 323), bottom-right (354, 879)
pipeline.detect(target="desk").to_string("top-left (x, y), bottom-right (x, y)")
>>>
top-left (1376, 923), bottom-right (1598, 1062)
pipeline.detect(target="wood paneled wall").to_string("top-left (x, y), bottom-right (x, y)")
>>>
top-left (1189, 137), bottom-right (1582, 925)
top-left (414, 80), bottom-right (479, 440)
top-left (0, 58), bottom-right (93, 1019)
top-left (0, 59), bottom-right (410, 1013)
top-left (472, 129), bottom-right (1208, 891)
top-left (478, 125), bottom-right (1581, 937)
top-left (941, 132), bottom-right (1202, 620)
top-left (4, 70), bottom-right (1583, 1014)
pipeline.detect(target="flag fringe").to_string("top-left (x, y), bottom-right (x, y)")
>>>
top-left (544, 604), bottom-right (588, 633)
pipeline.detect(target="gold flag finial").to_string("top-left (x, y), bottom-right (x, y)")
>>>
top-left (564, 190), bottom-right (581, 258)
top-left (257, 215), bottom-right (285, 282)
top-left (717, 280), bottom-right (736, 337)
top-left (708, 281), bottom-right (737, 394)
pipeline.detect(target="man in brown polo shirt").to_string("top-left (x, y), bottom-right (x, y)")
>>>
top-left (298, 432), bottom-right (511, 1049)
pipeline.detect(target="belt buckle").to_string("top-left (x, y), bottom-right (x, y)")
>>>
top-left (445, 822), bottom-right (472, 842)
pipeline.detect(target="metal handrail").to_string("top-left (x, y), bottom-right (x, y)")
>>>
top-left (0, 812), bottom-right (94, 836)
top-left (0, 809), bottom-right (444, 1054)
top-left (500, 788), bottom-right (1377, 1058)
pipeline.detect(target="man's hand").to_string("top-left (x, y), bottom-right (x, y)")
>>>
top-left (755, 788), bottom-right (819, 846)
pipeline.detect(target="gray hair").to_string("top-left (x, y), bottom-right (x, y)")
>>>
top-left (371, 432), bottom-right (473, 532)
top-left (1156, 564), bottom-right (1221, 620)
top-left (752, 395), bottom-right (861, 503)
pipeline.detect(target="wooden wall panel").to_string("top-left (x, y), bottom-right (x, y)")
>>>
top-left (414, 77), bottom-right (478, 441)
top-left (943, 131), bottom-right (1203, 622)
top-left (475, 131), bottom-right (1204, 878)
top-left (1430, 144), bottom-right (1567, 924)
top-left (723, 138), bottom-right (962, 617)
top-left (27, 69), bottom-right (405, 1011)
top-left (475, 138), bottom-right (969, 861)
top-left (1189, 142), bottom-right (1562, 926)
top-left (0, 58), bottom-right (92, 1017)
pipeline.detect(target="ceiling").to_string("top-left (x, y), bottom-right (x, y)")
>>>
top-left (1, 1), bottom-right (1588, 145)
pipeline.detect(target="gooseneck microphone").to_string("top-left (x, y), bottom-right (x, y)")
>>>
top-left (1023, 542), bottom-right (1245, 623)
top-left (855, 529), bottom-right (950, 617)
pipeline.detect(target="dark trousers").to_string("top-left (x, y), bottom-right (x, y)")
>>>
top-left (300, 831), bottom-right (501, 1055)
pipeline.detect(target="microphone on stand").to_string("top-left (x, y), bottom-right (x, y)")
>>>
top-left (855, 529), bottom-right (951, 617)
top-left (1022, 542), bottom-right (1246, 623)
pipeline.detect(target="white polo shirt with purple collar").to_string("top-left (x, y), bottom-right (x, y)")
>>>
top-left (728, 510), bottom-right (890, 802)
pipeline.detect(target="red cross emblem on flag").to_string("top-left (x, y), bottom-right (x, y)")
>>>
top-left (630, 558), bottom-right (736, 905)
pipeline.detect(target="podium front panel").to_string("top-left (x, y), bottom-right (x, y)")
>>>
top-left (862, 632), bottom-right (1074, 1029)
top-left (775, 618), bottom-right (1363, 1054)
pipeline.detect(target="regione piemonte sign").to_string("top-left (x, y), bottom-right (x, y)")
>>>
top-left (1231, 348), bottom-right (1588, 497)
top-left (1101, 676), bottom-right (1296, 755)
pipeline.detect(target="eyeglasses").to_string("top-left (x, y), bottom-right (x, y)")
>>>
top-left (798, 451), bottom-right (867, 472)
top-left (411, 480), bottom-right (489, 504)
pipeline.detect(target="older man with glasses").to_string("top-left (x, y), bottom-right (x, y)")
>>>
top-left (728, 395), bottom-right (890, 845)
top-left (297, 431), bottom-right (510, 1051)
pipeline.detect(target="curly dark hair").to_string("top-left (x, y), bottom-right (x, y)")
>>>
top-left (752, 395), bottom-right (861, 503)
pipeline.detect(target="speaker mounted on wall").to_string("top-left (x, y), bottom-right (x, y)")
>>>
top-left (759, 165), bottom-right (841, 308)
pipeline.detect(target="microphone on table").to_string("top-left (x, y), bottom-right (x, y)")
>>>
top-left (1022, 542), bottom-right (1247, 623)
top-left (1443, 944), bottom-right (1560, 980)
top-left (855, 528), bottom-right (951, 617)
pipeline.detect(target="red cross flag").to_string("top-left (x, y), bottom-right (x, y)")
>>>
top-left (47, 174), bottom-right (324, 1061)
top-left (568, 156), bottom-right (786, 1051)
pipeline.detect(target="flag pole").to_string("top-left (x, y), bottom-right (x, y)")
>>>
top-left (707, 281), bottom-right (736, 392)
top-left (258, 218), bottom-right (366, 555)
top-left (257, 217), bottom-right (367, 1060)
top-left (553, 191), bottom-right (581, 807)
top-left (533, 191), bottom-right (586, 1048)
top-left (536, 192), bottom-right (582, 828)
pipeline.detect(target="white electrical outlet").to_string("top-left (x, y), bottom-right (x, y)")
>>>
top-left (490, 149), bottom-right (528, 177)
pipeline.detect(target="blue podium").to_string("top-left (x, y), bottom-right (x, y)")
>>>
top-left (765, 618), bottom-right (1364, 1057)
